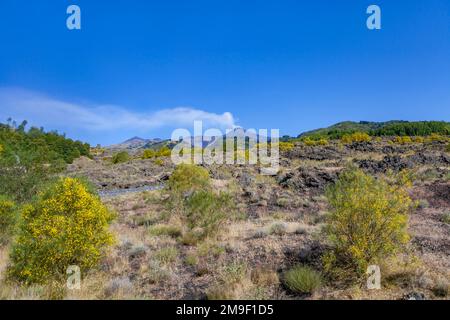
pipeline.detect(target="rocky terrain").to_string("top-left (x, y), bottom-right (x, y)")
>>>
top-left (59, 138), bottom-right (450, 300)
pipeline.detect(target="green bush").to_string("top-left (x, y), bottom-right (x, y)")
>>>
top-left (156, 146), bottom-right (171, 157)
top-left (142, 149), bottom-right (156, 159)
top-left (184, 190), bottom-right (234, 238)
top-left (149, 224), bottom-right (182, 238)
top-left (7, 177), bottom-right (115, 284)
top-left (269, 222), bottom-right (287, 235)
top-left (323, 167), bottom-right (412, 278)
top-left (283, 266), bottom-right (322, 295)
top-left (154, 247), bottom-right (178, 265)
top-left (111, 151), bottom-right (130, 164)
top-left (0, 196), bottom-right (17, 246)
top-left (166, 164), bottom-right (211, 198)
top-left (442, 212), bottom-right (450, 224)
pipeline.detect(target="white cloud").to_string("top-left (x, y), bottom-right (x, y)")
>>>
top-left (0, 87), bottom-right (236, 133)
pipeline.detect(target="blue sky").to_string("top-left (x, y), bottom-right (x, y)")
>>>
top-left (0, 0), bottom-right (449, 145)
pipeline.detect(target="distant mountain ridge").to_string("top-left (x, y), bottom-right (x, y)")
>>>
top-left (107, 127), bottom-right (273, 151)
top-left (109, 120), bottom-right (450, 151)
top-left (107, 136), bottom-right (166, 151)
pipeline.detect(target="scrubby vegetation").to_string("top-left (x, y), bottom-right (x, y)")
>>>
top-left (166, 164), bottom-right (211, 198)
top-left (341, 132), bottom-right (371, 144)
top-left (0, 196), bottom-right (17, 246)
top-left (283, 266), bottom-right (322, 295)
top-left (0, 120), bottom-right (90, 164)
top-left (7, 177), bottom-right (115, 284)
top-left (299, 120), bottom-right (450, 140)
top-left (303, 137), bottom-right (328, 146)
top-left (1, 119), bottom-right (449, 300)
top-left (165, 164), bottom-right (236, 241)
top-left (394, 136), bottom-right (413, 144)
top-left (323, 167), bottom-right (412, 279)
top-left (142, 146), bottom-right (171, 159)
top-left (184, 190), bottom-right (235, 239)
top-left (0, 120), bottom-right (90, 202)
top-left (278, 142), bottom-right (294, 152)
top-left (111, 151), bottom-right (130, 164)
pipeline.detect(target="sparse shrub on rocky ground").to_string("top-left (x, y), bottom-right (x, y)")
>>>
top-left (184, 253), bottom-right (198, 266)
top-left (104, 276), bottom-right (134, 298)
top-left (154, 247), bottom-right (178, 265)
top-left (156, 146), bottom-right (171, 157)
top-left (283, 265), bottom-right (322, 295)
top-left (142, 149), bottom-right (156, 159)
top-left (149, 224), bottom-right (182, 238)
top-left (185, 190), bottom-right (235, 239)
top-left (0, 196), bottom-right (17, 246)
top-left (417, 199), bottom-right (430, 209)
top-left (111, 151), bottom-right (130, 164)
top-left (417, 168), bottom-right (440, 182)
top-left (323, 167), bottom-right (412, 279)
top-left (146, 259), bottom-right (172, 284)
top-left (7, 177), bottom-right (115, 284)
top-left (269, 222), bottom-right (287, 236)
top-left (142, 147), bottom-right (171, 159)
top-left (250, 266), bottom-right (279, 287)
top-left (166, 164), bottom-right (211, 200)
top-left (432, 279), bottom-right (449, 297)
top-left (207, 261), bottom-right (250, 300)
top-left (165, 164), bottom-right (236, 240)
top-left (442, 212), bottom-right (450, 224)
top-left (341, 132), bottom-right (371, 144)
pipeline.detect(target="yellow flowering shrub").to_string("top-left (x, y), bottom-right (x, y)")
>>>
top-left (279, 142), bottom-right (295, 152)
top-left (8, 177), bottom-right (115, 284)
top-left (323, 167), bottom-right (412, 279)
top-left (426, 133), bottom-right (449, 142)
top-left (304, 137), bottom-right (328, 146)
top-left (341, 132), bottom-right (371, 144)
top-left (394, 136), bottom-right (413, 144)
top-left (0, 196), bottom-right (17, 246)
